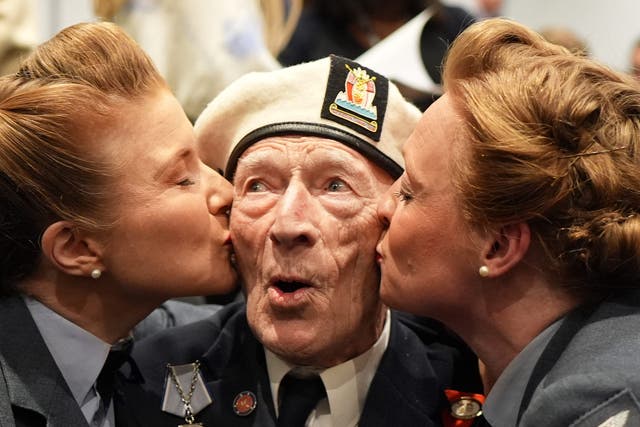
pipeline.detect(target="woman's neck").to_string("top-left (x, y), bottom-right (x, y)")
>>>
top-left (446, 276), bottom-right (581, 394)
top-left (20, 272), bottom-right (163, 344)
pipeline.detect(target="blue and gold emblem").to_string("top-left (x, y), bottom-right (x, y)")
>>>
top-left (321, 55), bottom-right (389, 141)
top-left (331, 64), bottom-right (378, 131)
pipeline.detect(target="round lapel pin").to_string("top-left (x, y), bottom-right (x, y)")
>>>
top-left (450, 396), bottom-right (483, 420)
top-left (233, 391), bottom-right (257, 416)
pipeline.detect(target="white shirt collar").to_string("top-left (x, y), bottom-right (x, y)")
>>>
top-left (23, 296), bottom-right (111, 408)
top-left (265, 309), bottom-right (391, 427)
top-left (483, 318), bottom-right (564, 426)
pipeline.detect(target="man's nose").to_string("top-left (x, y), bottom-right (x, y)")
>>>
top-left (269, 181), bottom-right (319, 248)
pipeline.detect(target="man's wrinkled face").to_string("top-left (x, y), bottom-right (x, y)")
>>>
top-left (231, 136), bottom-right (393, 367)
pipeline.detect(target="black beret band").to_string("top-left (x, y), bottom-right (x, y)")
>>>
top-left (225, 121), bottom-right (404, 181)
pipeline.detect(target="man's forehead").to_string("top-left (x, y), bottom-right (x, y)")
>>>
top-left (237, 135), bottom-right (370, 165)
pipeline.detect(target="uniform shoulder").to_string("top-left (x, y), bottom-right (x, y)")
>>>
top-left (132, 302), bottom-right (246, 376)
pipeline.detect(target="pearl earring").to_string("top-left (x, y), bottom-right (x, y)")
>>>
top-left (90, 269), bottom-right (102, 279)
top-left (478, 265), bottom-right (490, 278)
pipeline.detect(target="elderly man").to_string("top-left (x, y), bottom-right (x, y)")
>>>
top-left (121, 55), bottom-right (481, 427)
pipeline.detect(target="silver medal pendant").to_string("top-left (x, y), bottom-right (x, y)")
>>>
top-left (162, 360), bottom-right (212, 427)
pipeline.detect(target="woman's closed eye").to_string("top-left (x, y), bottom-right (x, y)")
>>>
top-left (393, 189), bottom-right (413, 202)
top-left (177, 177), bottom-right (196, 187)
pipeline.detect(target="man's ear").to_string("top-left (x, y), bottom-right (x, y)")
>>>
top-left (480, 222), bottom-right (530, 278)
top-left (40, 221), bottom-right (105, 277)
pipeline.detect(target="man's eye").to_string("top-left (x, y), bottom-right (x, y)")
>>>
top-left (326, 179), bottom-right (347, 192)
top-left (248, 180), bottom-right (267, 192)
top-left (177, 178), bottom-right (196, 187)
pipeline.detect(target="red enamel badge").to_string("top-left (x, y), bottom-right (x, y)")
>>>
top-left (233, 391), bottom-right (257, 416)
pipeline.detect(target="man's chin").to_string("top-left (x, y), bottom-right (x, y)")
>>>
top-left (263, 335), bottom-right (322, 365)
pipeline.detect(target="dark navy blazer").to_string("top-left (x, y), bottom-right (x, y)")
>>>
top-left (117, 302), bottom-right (481, 427)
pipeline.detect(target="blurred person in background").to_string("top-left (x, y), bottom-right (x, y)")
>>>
top-left (0, 0), bottom-right (37, 75)
top-left (94, 0), bottom-right (301, 123)
top-left (278, 0), bottom-right (474, 110)
top-left (540, 26), bottom-right (589, 56)
top-left (440, 0), bottom-right (503, 20)
top-left (474, 0), bottom-right (502, 19)
top-left (629, 37), bottom-right (640, 81)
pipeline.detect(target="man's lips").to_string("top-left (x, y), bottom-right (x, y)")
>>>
top-left (269, 276), bottom-right (314, 294)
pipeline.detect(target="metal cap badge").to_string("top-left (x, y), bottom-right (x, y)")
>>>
top-left (321, 55), bottom-right (388, 141)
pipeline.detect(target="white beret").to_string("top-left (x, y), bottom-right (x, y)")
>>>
top-left (195, 55), bottom-right (422, 179)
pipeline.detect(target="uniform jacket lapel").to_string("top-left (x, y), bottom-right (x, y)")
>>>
top-left (516, 302), bottom-right (600, 424)
top-left (121, 303), bottom-right (278, 427)
top-left (0, 297), bottom-right (88, 427)
top-left (197, 318), bottom-right (277, 427)
top-left (358, 312), bottom-right (448, 427)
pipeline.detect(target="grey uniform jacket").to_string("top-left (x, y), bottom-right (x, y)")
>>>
top-left (0, 297), bottom-right (88, 427)
top-left (519, 289), bottom-right (640, 427)
top-left (0, 296), bottom-right (216, 427)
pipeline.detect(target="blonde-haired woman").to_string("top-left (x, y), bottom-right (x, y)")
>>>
top-left (378, 18), bottom-right (640, 426)
top-left (0, 22), bottom-right (236, 426)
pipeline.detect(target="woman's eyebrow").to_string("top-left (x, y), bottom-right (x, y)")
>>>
top-left (153, 147), bottom-right (192, 180)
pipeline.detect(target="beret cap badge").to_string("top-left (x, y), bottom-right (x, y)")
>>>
top-left (330, 64), bottom-right (378, 132)
top-left (321, 55), bottom-right (388, 142)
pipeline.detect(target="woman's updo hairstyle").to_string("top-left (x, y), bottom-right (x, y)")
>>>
top-left (0, 22), bottom-right (165, 295)
top-left (443, 18), bottom-right (640, 297)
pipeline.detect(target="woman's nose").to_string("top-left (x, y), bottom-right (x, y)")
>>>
top-left (377, 180), bottom-right (399, 229)
top-left (203, 162), bottom-right (233, 216)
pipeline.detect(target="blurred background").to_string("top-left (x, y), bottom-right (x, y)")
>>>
top-left (27, 0), bottom-right (640, 73)
top-left (3, 0), bottom-right (638, 139)
top-left (17, 0), bottom-right (638, 114)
